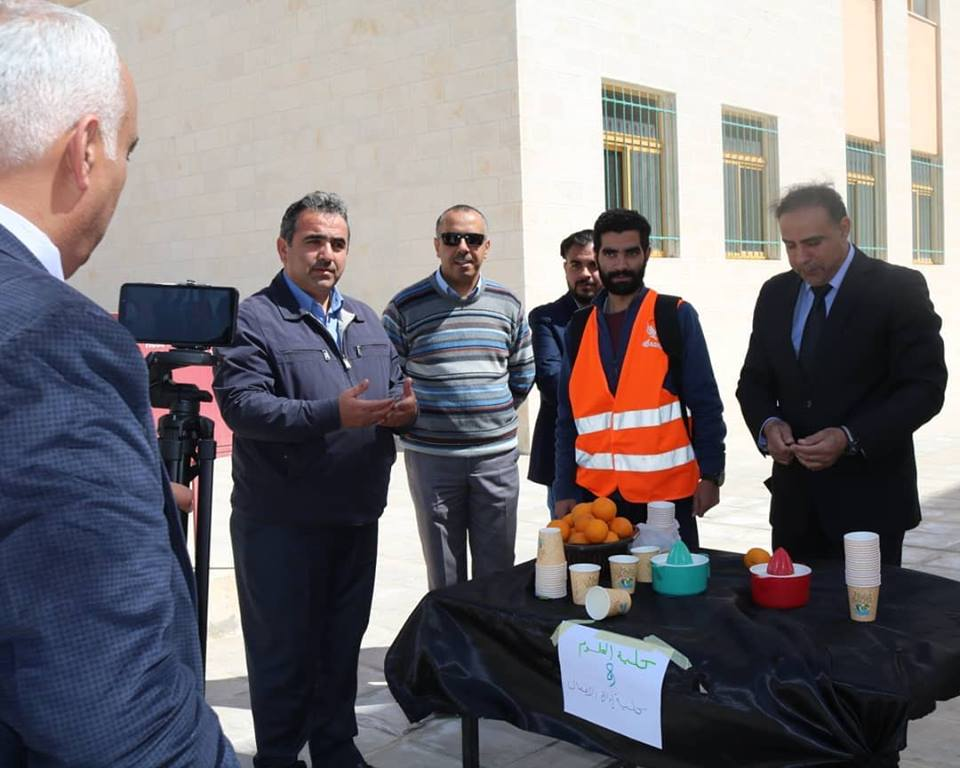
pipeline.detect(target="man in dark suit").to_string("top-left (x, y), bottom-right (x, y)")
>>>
top-left (0, 2), bottom-right (236, 765)
top-left (527, 229), bottom-right (599, 515)
top-left (736, 183), bottom-right (947, 565)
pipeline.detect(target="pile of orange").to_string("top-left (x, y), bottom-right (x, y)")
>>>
top-left (743, 547), bottom-right (772, 568)
top-left (547, 497), bottom-right (635, 545)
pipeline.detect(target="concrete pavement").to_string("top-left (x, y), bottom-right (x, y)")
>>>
top-left (203, 428), bottom-right (960, 767)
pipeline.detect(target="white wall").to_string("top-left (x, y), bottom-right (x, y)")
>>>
top-left (74, 0), bottom-right (524, 322)
top-left (69, 0), bottom-right (957, 459)
top-left (515, 0), bottom-right (958, 472)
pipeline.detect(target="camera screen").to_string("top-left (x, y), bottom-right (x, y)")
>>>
top-left (118, 282), bottom-right (239, 347)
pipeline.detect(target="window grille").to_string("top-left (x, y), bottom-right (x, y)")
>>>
top-left (911, 153), bottom-right (944, 264)
top-left (602, 84), bottom-right (680, 257)
top-left (846, 138), bottom-right (887, 260)
top-left (722, 109), bottom-right (780, 259)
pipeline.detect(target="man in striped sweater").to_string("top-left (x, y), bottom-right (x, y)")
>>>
top-left (383, 204), bottom-right (535, 590)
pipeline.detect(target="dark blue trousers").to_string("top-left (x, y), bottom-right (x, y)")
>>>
top-left (231, 514), bottom-right (378, 768)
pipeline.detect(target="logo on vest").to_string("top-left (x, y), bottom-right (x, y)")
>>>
top-left (641, 321), bottom-right (661, 349)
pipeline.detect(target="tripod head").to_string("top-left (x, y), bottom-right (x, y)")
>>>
top-left (147, 348), bottom-right (216, 414)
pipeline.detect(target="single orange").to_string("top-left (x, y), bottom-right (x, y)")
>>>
top-left (584, 518), bottom-right (609, 544)
top-left (547, 519), bottom-right (571, 542)
top-left (562, 512), bottom-right (575, 527)
top-left (573, 511), bottom-right (596, 533)
top-left (591, 497), bottom-right (617, 522)
top-left (743, 547), bottom-right (772, 568)
top-left (571, 502), bottom-right (594, 519)
top-left (604, 531), bottom-right (619, 543)
top-left (609, 517), bottom-right (635, 539)
top-left (569, 531), bottom-right (588, 545)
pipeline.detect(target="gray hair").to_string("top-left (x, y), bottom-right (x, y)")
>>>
top-left (774, 183), bottom-right (848, 224)
top-left (0, 0), bottom-right (124, 170)
top-left (435, 204), bottom-right (488, 235)
top-left (279, 191), bottom-right (350, 243)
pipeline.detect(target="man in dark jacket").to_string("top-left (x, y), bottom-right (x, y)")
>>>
top-left (527, 229), bottom-right (599, 515)
top-left (736, 183), bottom-right (946, 565)
top-left (214, 191), bottom-right (416, 768)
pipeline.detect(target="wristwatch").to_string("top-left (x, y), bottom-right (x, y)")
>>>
top-left (701, 472), bottom-right (725, 488)
top-left (841, 426), bottom-right (863, 457)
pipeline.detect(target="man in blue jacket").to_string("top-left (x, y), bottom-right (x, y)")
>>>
top-left (214, 191), bottom-right (416, 768)
top-left (0, 2), bottom-right (236, 765)
top-left (527, 229), bottom-right (599, 515)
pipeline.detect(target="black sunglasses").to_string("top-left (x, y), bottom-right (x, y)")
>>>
top-left (439, 232), bottom-right (486, 247)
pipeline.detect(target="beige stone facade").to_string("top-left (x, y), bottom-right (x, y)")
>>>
top-left (68, 0), bottom-right (957, 451)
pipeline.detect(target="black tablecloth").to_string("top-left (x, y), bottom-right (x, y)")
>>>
top-left (385, 551), bottom-right (960, 768)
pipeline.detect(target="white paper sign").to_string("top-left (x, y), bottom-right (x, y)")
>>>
top-left (557, 623), bottom-right (669, 749)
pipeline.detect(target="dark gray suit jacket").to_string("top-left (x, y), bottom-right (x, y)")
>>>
top-left (0, 224), bottom-right (236, 766)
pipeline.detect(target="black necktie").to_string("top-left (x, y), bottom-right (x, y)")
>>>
top-left (799, 284), bottom-right (832, 374)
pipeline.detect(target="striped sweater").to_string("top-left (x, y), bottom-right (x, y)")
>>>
top-left (383, 272), bottom-right (535, 457)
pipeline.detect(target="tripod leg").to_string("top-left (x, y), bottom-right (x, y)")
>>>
top-left (194, 437), bottom-right (217, 678)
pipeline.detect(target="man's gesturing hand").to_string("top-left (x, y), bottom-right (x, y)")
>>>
top-left (379, 377), bottom-right (418, 429)
top-left (338, 379), bottom-right (396, 428)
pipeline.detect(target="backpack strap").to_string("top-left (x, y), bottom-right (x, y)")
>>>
top-left (654, 293), bottom-right (691, 440)
top-left (565, 304), bottom-right (594, 364)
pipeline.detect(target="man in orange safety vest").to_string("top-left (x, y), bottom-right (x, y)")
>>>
top-left (553, 209), bottom-right (726, 548)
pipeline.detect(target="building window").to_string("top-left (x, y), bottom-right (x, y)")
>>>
top-left (908, 0), bottom-right (937, 23)
top-left (911, 153), bottom-right (944, 264)
top-left (722, 109), bottom-right (780, 259)
top-left (602, 83), bottom-right (680, 257)
top-left (846, 138), bottom-right (887, 260)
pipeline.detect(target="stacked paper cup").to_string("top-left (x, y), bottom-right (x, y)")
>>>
top-left (647, 501), bottom-right (676, 529)
top-left (844, 531), bottom-right (881, 622)
top-left (535, 527), bottom-right (567, 599)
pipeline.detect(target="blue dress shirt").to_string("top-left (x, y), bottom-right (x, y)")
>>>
top-left (282, 272), bottom-right (344, 349)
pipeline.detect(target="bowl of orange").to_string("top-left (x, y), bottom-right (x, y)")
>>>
top-left (551, 498), bottom-right (635, 581)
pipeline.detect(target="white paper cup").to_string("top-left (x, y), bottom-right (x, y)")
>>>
top-left (647, 501), bottom-right (676, 528)
top-left (535, 561), bottom-right (568, 599)
top-left (843, 531), bottom-right (881, 556)
top-left (844, 531), bottom-right (880, 545)
top-left (569, 563), bottom-right (601, 605)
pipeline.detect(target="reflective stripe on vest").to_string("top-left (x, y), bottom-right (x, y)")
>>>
top-left (575, 445), bottom-right (696, 473)
top-left (568, 290), bottom-right (699, 503)
top-left (575, 401), bottom-right (683, 435)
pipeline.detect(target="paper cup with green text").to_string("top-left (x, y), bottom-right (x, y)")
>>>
top-left (630, 545), bottom-right (660, 583)
top-left (584, 586), bottom-right (632, 620)
top-left (568, 563), bottom-right (601, 605)
top-left (848, 584), bottom-right (880, 622)
top-left (608, 554), bottom-right (639, 593)
top-left (537, 527), bottom-right (566, 565)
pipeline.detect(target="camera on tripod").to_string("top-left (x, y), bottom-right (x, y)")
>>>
top-left (119, 280), bottom-right (238, 410)
top-left (118, 281), bottom-right (239, 670)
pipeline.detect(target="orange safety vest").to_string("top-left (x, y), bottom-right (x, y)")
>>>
top-left (569, 289), bottom-right (699, 502)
